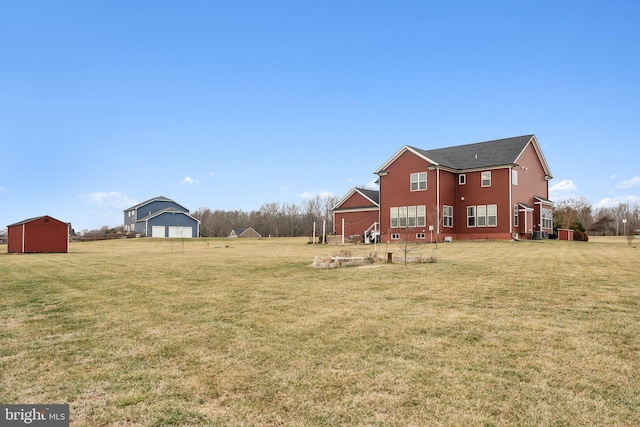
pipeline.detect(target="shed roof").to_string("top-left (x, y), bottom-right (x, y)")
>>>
top-left (8, 215), bottom-right (67, 227)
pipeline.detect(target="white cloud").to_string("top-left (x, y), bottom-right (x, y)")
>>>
top-left (180, 176), bottom-right (199, 185)
top-left (594, 195), bottom-right (640, 209)
top-left (549, 179), bottom-right (577, 200)
top-left (80, 191), bottom-right (137, 208)
top-left (301, 190), bottom-right (334, 199)
top-left (616, 176), bottom-right (640, 190)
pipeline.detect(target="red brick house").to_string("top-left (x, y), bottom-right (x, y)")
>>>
top-left (332, 135), bottom-right (553, 242)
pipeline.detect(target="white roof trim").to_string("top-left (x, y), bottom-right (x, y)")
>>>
top-left (374, 145), bottom-right (439, 175)
top-left (514, 135), bottom-right (553, 179)
top-left (332, 187), bottom-right (379, 211)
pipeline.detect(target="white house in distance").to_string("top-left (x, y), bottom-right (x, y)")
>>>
top-left (123, 196), bottom-right (200, 238)
top-left (228, 227), bottom-right (262, 238)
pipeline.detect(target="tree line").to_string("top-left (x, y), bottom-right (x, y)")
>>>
top-left (192, 194), bottom-right (339, 238)
top-left (554, 198), bottom-right (640, 240)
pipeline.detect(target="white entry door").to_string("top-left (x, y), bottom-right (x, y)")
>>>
top-left (168, 226), bottom-right (192, 238)
top-left (151, 226), bottom-right (166, 238)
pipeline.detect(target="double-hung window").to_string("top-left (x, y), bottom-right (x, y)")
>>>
top-left (417, 206), bottom-right (426, 227)
top-left (477, 205), bottom-right (487, 227)
top-left (514, 204), bottom-right (519, 227)
top-left (399, 207), bottom-right (408, 227)
top-left (390, 207), bottom-right (398, 228)
top-left (542, 208), bottom-right (553, 229)
top-left (468, 205), bottom-right (497, 228)
top-left (487, 205), bottom-right (497, 226)
top-left (408, 206), bottom-right (417, 227)
top-left (467, 206), bottom-right (476, 227)
top-left (410, 172), bottom-right (427, 191)
top-left (443, 205), bottom-right (453, 227)
top-left (481, 171), bottom-right (491, 187)
top-left (391, 205), bottom-right (426, 228)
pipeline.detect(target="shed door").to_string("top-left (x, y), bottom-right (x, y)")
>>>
top-left (152, 226), bottom-right (166, 238)
top-left (169, 226), bottom-right (192, 238)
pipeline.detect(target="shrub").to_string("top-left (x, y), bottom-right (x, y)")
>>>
top-left (573, 229), bottom-right (589, 242)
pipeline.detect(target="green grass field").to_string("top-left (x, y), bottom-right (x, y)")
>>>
top-left (1, 237), bottom-right (639, 426)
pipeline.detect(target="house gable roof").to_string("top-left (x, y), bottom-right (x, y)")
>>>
top-left (124, 196), bottom-right (189, 213)
top-left (375, 135), bottom-right (553, 178)
top-left (137, 207), bottom-right (200, 223)
top-left (230, 227), bottom-right (261, 237)
top-left (332, 187), bottom-right (380, 211)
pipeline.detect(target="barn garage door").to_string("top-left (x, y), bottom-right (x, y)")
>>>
top-left (151, 226), bottom-right (166, 238)
top-left (168, 226), bottom-right (193, 238)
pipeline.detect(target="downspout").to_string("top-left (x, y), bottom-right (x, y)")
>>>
top-left (436, 167), bottom-right (440, 244)
top-left (509, 167), bottom-right (513, 237)
top-left (22, 223), bottom-right (25, 253)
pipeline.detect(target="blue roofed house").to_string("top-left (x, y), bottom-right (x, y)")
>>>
top-left (123, 196), bottom-right (200, 238)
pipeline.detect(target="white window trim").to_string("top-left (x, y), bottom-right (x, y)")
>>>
top-left (417, 205), bottom-right (426, 227)
top-left (468, 205), bottom-right (497, 228)
top-left (467, 206), bottom-right (476, 228)
top-left (410, 172), bottom-right (427, 191)
top-left (443, 205), bottom-right (453, 228)
top-left (487, 204), bottom-right (497, 227)
top-left (477, 205), bottom-right (487, 227)
top-left (391, 205), bottom-right (426, 229)
top-left (390, 207), bottom-right (398, 228)
top-left (459, 174), bottom-right (466, 185)
top-left (481, 171), bottom-right (491, 187)
top-left (512, 169), bottom-right (518, 186)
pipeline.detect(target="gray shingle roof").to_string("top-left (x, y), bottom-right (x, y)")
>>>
top-left (410, 135), bottom-right (534, 170)
top-left (356, 188), bottom-right (380, 205)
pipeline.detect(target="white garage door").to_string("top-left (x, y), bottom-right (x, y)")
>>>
top-left (151, 226), bottom-right (166, 238)
top-left (168, 226), bottom-right (193, 238)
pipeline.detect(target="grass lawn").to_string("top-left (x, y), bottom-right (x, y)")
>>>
top-left (1, 237), bottom-right (639, 426)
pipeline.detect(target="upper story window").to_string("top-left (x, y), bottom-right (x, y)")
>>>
top-left (512, 169), bottom-right (518, 185)
top-left (481, 171), bottom-right (491, 187)
top-left (410, 172), bottom-right (427, 191)
top-left (459, 174), bottom-right (466, 185)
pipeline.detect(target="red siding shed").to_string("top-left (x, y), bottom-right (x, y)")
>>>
top-left (7, 216), bottom-right (69, 253)
top-left (557, 229), bottom-right (574, 241)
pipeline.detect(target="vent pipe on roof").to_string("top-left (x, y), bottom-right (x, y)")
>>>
top-left (475, 154), bottom-right (478, 160)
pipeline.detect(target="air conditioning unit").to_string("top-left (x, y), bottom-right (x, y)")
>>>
top-left (444, 236), bottom-right (453, 242)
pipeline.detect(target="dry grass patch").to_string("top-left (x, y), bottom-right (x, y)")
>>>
top-left (1, 237), bottom-right (639, 425)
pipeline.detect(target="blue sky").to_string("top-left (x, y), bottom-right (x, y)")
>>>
top-left (2, 0), bottom-right (639, 232)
